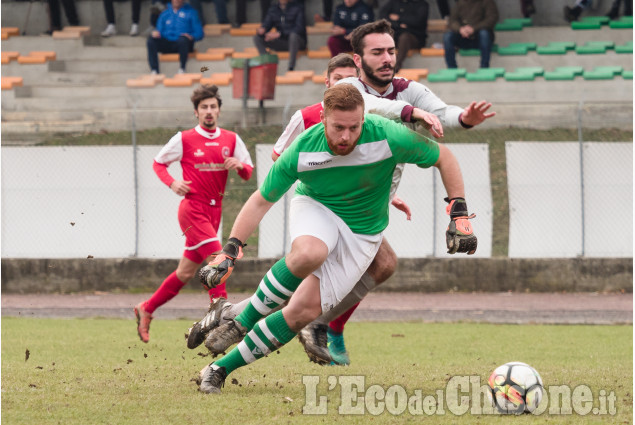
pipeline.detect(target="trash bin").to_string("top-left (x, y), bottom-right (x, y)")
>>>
top-left (231, 54), bottom-right (278, 100)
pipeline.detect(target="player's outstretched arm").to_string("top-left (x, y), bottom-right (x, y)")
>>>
top-left (434, 144), bottom-right (477, 254)
top-left (459, 101), bottom-right (496, 128)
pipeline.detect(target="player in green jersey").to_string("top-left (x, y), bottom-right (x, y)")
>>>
top-left (194, 83), bottom-right (476, 394)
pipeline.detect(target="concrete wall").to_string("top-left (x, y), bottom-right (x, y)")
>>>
top-left (1, 0), bottom-right (610, 36)
top-left (2, 257), bottom-right (632, 294)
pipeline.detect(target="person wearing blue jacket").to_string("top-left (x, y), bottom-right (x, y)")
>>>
top-left (147, 0), bottom-right (204, 74)
top-left (253, 0), bottom-right (307, 71)
top-left (327, 0), bottom-right (374, 57)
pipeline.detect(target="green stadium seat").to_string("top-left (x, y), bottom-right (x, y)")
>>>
top-left (609, 20), bottom-right (633, 29)
top-left (575, 43), bottom-right (610, 54)
top-left (497, 44), bottom-right (530, 55)
top-left (504, 71), bottom-right (536, 81)
top-left (622, 70), bottom-right (633, 79)
top-left (516, 66), bottom-right (545, 76)
top-left (495, 21), bottom-right (524, 31)
top-left (615, 41), bottom-right (633, 53)
top-left (594, 66), bottom-right (624, 75)
top-left (465, 68), bottom-right (505, 82)
top-left (580, 16), bottom-right (610, 25)
top-left (427, 68), bottom-right (467, 82)
top-left (537, 42), bottom-right (576, 55)
top-left (572, 21), bottom-right (602, 30)
top-left (553, 66), bottom-right (584, 76)
top-left (583, 68), bottom-right (618, 80)
top-left (459, 48), bottom-right (481, 56)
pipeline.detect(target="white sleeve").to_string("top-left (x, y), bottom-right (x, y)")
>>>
top-left (402, 81), bottom-right (464, 128)
top-left (154, 132), bottom-right (183, 165)
top-left (273, 109), bottom-right (305, 156)
top-left (233, 134), bottom-right (254, 167)
top-left (335, 77), bottom-right (412, 122)
top-left (389, 163), bottom-right (405, 201)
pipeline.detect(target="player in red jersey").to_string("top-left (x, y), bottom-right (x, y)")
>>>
top-left (134, 84), bottom-right (254, 343)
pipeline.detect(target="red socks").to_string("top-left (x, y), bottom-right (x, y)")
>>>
top-left (144, 271), bottom-right (187, 314)
top-left (328, 302), bottom-right (361, 334)
top-left (207, 282), bottom-right (227, 301)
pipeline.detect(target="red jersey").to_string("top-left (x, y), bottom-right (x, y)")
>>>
top-left (153, 125), bottom-right (254, 206)
top-left (273, 102), bottom-right (324, 157)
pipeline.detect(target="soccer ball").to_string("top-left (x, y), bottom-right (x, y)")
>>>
top-left (487, 361), bottom-right (544, 414)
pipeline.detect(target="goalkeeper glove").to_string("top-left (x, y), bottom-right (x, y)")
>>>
top-left (198, 237), bottom-right (244, 290)
top-left (445, 197), bottom-right (477, 255)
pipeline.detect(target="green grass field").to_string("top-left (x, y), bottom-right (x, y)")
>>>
top-left (2, 318), bottom-right (632, 424)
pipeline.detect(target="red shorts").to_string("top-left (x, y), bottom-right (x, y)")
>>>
top-left (178, 198), bottom-right (223, 264)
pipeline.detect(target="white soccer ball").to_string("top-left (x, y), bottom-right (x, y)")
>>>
top-left (487, 361), bottom-right (544, 414)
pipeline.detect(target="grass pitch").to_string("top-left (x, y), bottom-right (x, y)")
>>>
top-left (2, 318), bottom-right (632, 424)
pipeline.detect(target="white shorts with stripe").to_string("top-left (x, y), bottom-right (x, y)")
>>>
top-left (289, 195), bottom-right (382, 313)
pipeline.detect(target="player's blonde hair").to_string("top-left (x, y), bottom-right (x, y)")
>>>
top-left (323, 84), bottom-right (364, 115)
top-left (191, 84), bottom-right (222, 110)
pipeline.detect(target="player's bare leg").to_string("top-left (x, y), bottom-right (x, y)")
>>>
top-left (299, 238), bottom-right (397, 364)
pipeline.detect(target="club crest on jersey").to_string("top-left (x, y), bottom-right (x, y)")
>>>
top-left (194, 149), bottom-right (205, 157)
top-left (222, 147), bottom-right (230, 158)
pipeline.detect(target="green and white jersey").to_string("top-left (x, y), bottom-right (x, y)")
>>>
top-left (260, 114), bottom-right (440, 235)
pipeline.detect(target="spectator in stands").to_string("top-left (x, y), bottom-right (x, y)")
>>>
top-left (563, 0), bottom-right (591, 22)
top-left (380, 0), bottom-right (429, 73)
top-left (436, 0), bottom-right (451, 19)
top-left (314, 0), bottom-right (335, 22)
top-left (443, 0), bottom-right (498, 69)
top-left (46, 0), bottom-right (80, 34)
top-left (327, 0), bottom-right (374, 57)
top-left (606, 0), bottom-right (632, 19)
top-left (146, 0), bottom-right (204, 74)
top-left (253, 0), bottom-right (307, 71)
top-left (101, 0), bottom-right (142, 37)
top-left (519, 0), bottom-right (536, 18)
top-left (189, 0), bottom-right (229, 26)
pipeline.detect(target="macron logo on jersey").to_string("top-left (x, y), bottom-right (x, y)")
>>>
top-left (297, 140), bottom-right (392, 173)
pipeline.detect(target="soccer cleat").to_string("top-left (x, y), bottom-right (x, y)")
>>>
top-left (199, 363), bottom-right (227, 394)
top-left (134, 302), bottom-right (153, 343)
top-left (186, 297), bottom-right (233, 349)
top-left (101, 24), bottom-right (116, 37)
top-left (204, 318), bottom-right (247, 354)
top-left (327, 329), bottom-right (350, 366)
top-left (298, 323), bottom-right (332, 365)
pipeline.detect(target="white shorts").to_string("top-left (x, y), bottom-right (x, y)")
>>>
top-left (289, 195), bottom-right (382, 313)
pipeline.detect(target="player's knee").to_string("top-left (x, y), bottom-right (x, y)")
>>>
top-left (286, 238), bottom-right (328, 276)
top-left (283, 302), bottom-right (321, 332)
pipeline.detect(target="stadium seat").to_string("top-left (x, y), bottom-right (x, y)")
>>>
top-left (1, 51), bottom-right (20, 64)
top-left (231, 47), bottom-right (259, 59)
top-left (427, 19), bottom-right (448, 33)
top-left (419, 47), bottom-right (444, 57)
top-left (622, 70), bottom-right (633, 79)
top-left (1, 27), bottom-right (19, 40)
top-left (465, 67), bottom-right (505, 82)
top-left (307, 25), bottom-right (333, 34)
top-left (159, 52), bottom-right (196, 62)
top-left (536, 42), bottom-right (576, 55)
top-left (307, 47), bottom-right (331, 59)
top-left (395, 68), bottom-right (429, 81)
top-left (312, 73), bottom-right (326, 84)
top-left (272, 50), bottom-right (306, 60)
top-left (203, 24), bottom-right (231, 36)
top-left (426, 68), bottom-right (466, 82)
top-left (1, 76), bottom-right (24, 90)
top-left (609, 19), bottom-right (633, 29)
top-left (504, 66), bottom-right (544, 81)
top-left (459, 48), bottom-right (481, 56)
top-left (275, 73), bottom-right (305, 85)
top-left (571, 21), bottom-right (602, 30)
top-left (201, 73), bottom-right (233, 86)
top-left (543, 66), bottom-right (583, 81)
top-left (575, 41), bottom-right (615, 54)
top-left (615, 41), bottom-right (633, 53)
